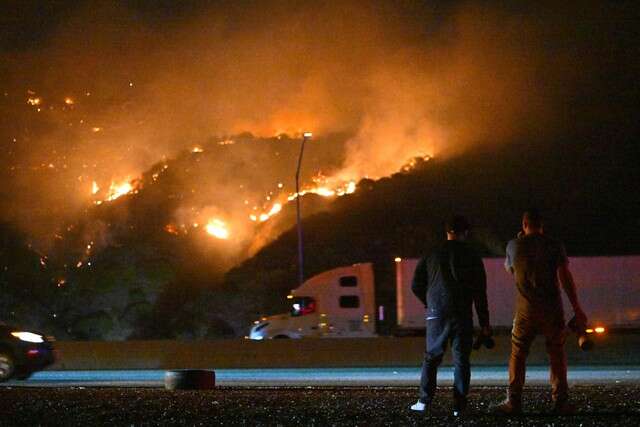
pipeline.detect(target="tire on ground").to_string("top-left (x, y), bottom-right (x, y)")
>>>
top-left (164, 369), bottom-right (216, 390)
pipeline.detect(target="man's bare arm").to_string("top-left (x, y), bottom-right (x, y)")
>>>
top-left (557, 263), bottom-right (587, 323)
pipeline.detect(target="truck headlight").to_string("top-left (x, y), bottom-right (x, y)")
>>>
top-left (11, 331), bottom-right (44, 343)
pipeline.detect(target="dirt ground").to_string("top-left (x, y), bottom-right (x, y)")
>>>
top-left (0, 385), bottom-right (639, 426)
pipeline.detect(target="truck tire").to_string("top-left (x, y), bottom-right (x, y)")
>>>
top-left (164, 369), bottom-right (216, 390)
top-left (0, 351), bottom-right (16, 382)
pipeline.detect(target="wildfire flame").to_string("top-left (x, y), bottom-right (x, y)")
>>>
top-left (105, 180), bottom-right (134, 201)
top-left (286, 179), bottom-right (357, 202)
top-left (244, 154), bottom-right (430, 227)
top-left (205, 219), bottom-right (230, 239)
top-left (250, 202), bottom-right (282, 222)
top-left (88, 150), bottom-right (429, 244)
top-left (246, 178), bottom-right (357, 226)
top-left (93, 178), bottom-right (138, 205)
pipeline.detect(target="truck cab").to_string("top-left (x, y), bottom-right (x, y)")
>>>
top-left (249, 263), bottom-right (377, 339)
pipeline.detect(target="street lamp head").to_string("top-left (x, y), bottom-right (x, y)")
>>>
top-left (303, 132), bottom-right (313, 139)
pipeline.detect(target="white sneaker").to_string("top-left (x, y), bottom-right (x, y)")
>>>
top-left (410, 401), bottom-right (427, 411)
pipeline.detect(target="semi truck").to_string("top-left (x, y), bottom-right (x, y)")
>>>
top-left (248, 256), bottom-right (640, 339)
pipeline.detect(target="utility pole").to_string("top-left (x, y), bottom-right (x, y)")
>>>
top-left (296, 132), bottom-right (312, 287)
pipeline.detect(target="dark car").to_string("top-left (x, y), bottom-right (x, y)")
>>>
top-left (0, 322), bottom-right (55, 381)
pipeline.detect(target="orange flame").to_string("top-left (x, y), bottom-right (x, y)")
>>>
top-left (93, 178), bottom-right (138, 205)
top-left (205, 219), bottom-right (230, 239)
top-left (105, 180), bottom-right (134, 201)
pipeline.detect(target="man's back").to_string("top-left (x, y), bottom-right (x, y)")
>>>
top-left (413, 241), bottom-right (487, 324)
top-left (506, 233), bottom-right (567, 310)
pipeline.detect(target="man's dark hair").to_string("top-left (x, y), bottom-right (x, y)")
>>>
top-left (446, 215), bottom-right (470, 233)
top-left (523, 208), bottom-right (543, 228)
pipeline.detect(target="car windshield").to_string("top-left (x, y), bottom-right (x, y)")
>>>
top-left (291, 297), bottom-right (316, 317)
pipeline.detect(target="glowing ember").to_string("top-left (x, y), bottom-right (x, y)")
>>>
top-left (192, 146), bottom-right (204, 153)
top-left (205, 219), bottom-right (230, 239)
top-left (91, 181), bottom-right (100, 195)
top-left (164, 224), bottom-right (179, 235)
top-left (64, 97), bottom-right (74, 105)
top-left (27, 97), bottom-right (41, 106)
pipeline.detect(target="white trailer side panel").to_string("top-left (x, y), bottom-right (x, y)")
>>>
top-left (397, 256), bottom-right (640, 328)
top-left (396, 258), bottom-right (423, 329)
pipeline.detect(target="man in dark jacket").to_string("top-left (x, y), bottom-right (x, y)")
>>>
top-left (410, 215), bottom-right (492, 415)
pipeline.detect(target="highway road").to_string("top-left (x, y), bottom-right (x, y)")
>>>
top-left (4, 365), bottom-right (640, 387)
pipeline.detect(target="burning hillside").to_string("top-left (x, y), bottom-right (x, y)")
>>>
top-left (69, 133), bottom-right (433, 265)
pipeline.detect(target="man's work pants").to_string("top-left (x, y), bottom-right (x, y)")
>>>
top-left (508, 309), bottom-right (568, 403)
top-left (419, 317), bottom-right (473, 405)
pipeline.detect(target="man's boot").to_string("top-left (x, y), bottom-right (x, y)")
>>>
top-left (493, 396), bottom-right (523, 415)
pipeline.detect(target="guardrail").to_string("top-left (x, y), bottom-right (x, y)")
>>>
top-left (48, 333), bottom-right (640, 370)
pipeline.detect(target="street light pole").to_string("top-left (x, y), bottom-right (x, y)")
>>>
top-left (296, 132), bottom-right (312, 287)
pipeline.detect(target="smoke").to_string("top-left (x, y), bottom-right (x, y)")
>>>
top-left (0, 0), bottom-right (624, 251)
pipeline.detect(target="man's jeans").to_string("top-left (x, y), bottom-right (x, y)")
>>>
top-left (508, 308), bottom-right (568, 403)
top-left (419, 316), bottom-right (473, 405)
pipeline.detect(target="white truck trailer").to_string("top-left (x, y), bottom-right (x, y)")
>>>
top-left (249, 256), bottom-right (640, 339)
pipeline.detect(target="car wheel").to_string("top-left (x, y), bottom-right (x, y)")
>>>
top-left (0, 351), bottom-right (16, 382)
